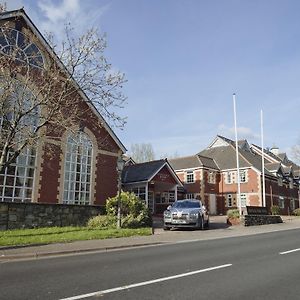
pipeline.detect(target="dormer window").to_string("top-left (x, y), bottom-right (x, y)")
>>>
top-left (0, 27), bottom-right (44, 69)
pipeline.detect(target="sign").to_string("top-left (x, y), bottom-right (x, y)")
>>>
top-left (246, 206), bottom-right (268, 216)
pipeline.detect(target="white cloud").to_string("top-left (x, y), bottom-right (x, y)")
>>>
top-left (38, 0), bottom-right (80, 23)
top-left (218, 124), bottom-right (260, 140)
top-left (33, 0), bottom-right (111, 40)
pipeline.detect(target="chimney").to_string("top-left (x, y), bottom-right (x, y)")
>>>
top-left (270, 145), bottom-right (279, 156)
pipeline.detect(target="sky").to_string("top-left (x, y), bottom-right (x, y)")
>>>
top-left (4, 0), bottom-right (300, 160)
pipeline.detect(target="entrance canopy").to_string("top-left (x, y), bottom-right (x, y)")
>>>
top-left (122, 159), bottom-right (183, 214)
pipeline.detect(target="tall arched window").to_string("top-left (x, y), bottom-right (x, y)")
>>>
top-left (0, 80), bottom-right (38, 203)
top-left (63, 132), bottom-right (93, 205)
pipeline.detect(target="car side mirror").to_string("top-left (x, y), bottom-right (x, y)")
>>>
top-left (167, 205), bottom-right (172, 210)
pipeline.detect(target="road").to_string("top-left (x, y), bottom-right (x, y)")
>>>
top-left (1, 228), bottom-right (300, 300)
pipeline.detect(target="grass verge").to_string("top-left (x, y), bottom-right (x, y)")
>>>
top-left (0, 227), bottom-right (152, 247)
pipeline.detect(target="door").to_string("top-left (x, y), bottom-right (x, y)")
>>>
top-left (148, 191), bottom-right (155, 214)
top-left (209, 194), bottom-right (217, 215)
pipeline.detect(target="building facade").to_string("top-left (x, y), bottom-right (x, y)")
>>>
top-left (0, 9), bottom-right (126, 206)
top-left (170, 135), bottom-right (300, 215)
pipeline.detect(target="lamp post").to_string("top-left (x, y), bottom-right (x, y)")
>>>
top-left (116, 155), bottom-right (125, 229)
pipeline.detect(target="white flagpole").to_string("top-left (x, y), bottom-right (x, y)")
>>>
top-left (261, 109), bottom-right (266, 207)
top-left (233, 93), bottom-right (242, 216)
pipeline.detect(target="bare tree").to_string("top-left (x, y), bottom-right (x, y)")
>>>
top-left (0, 15), bottom-right (126, 171)
top-left (291, 144), bottom-right (300, 164)
top-left (129, 143), bottom-right (155, 163)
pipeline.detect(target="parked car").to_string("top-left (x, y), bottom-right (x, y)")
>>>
top-left (163, 199), bottom-right (209, 230)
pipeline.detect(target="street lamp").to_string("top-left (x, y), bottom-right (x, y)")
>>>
top-left (116, 155), bottom-right (125, 229)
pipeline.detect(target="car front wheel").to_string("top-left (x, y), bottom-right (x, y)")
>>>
top-left (198, 215), bottom-right (204, 230)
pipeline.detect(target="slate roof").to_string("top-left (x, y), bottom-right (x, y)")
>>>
top-left (199, 136), bottom-right (274, 177)
top-left (197, 155), bottom-right (219, 170)
top-left (169, 155), bottom-right (219, 171)
top-left (169, 156), bottom-right (202, 170)
top-left (122, 159), bottom-right (182, 186)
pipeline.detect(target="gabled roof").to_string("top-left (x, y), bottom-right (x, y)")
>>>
top-left (122, 159), bottom-right (183, 186)
top-left (265, 162), bottom-right (282, 172)
top-left (169, 154), bottom-right (219, 171)
top-left (197, 155), bottom-right (219, 170)
top-left (200, 136), bottom-right (275, 177)
top-left (0, 8), bottom-right (126, 153)
top-left (169, 155), bottom-right (201, 170)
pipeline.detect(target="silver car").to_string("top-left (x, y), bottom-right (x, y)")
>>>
top-left (163, 199), bottom-right (209, 230)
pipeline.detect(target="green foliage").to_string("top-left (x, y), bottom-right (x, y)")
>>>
top-left (0, 226), bottom-right (152, 247)
top-left (227, 209), bottom-right (240, 219)
top-left (271, 205), bottom-right (281, 215)
top-left (106, 191), bottom-right (152, 228)
top-left (293, 208), bottom-right (300, 216)
top-left (87, 215), bottom-right (117, 229)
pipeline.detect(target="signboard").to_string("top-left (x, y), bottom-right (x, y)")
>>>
top-left (246, 206), bottom-right (268, 216)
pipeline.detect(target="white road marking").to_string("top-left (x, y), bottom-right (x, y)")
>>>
top-left (59, 263), bottom-right (232, 300)
top-left (279, 248), bottom-right (300, 255)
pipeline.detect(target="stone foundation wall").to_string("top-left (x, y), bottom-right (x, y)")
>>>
top-left (0, 202), bottom-right (105, 230)
top-left (244, 215), bottom-right (283, 226)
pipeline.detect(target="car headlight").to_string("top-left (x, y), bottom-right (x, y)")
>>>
top-left (164, 211), bottom-right (171, 218)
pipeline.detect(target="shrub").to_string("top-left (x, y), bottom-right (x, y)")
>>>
top-left (227, 209), bottom-right (240, 219)
top-left (106, 191), bottom-right (152, 228)
top-left (271, 205), bottom-right (280, 215)
top-left (293, 208), bottom-right (300, 216)
top-left (87, 215), bottom-right (117, 229)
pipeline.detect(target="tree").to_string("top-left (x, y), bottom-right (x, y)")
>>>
top-left (0, 13), bottom-right (126, 172)
top-left (129, 143), bottom-right (155, 163)
top-left (291, 144), bottom-right (300, 164)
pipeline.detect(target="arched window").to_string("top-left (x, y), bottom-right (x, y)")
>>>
top-left (0, 27), bottom-right (44, 69)
top-left (0, 148), bottom-right (36, 202)
top-left (63, 132), bottom-right (93, 205)
top-left (0, 80), bottom-right (38, 203)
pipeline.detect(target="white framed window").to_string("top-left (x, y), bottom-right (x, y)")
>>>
top-left (278, 196), bottom-right (285, 209)
top-left (0, 148), bottom-right (36, 202)
top-left (227, 194), bottom-right (233, 207)
top-left (290, 199), bottom-right (295, 211)
top-left (240, 170), bottom-right (247, 183)
top-left (131, 186), bottom-right (146, 204)
top-left (208, 172), bottom-right (216, 184)
top-left (240, 193), bottom-right (247, 207)
top-left (186, 170), bottom-right (195, 184)
top-left (186, 193), bottom-right (195, 199)
top-left (226, 172), bottom-right (232, 184)
top-left (63, 132), bottom-right (93, 205)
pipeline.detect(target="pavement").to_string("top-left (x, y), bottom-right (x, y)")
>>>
top-left (1, 215), bottom-right (300, 261)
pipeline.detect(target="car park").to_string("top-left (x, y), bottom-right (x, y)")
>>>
top-left (163, 199), bottom-right (209, 230)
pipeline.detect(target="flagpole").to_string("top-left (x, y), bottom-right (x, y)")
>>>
top-left (261, 109), bottom-right (266, 207)
top-left (233, 93), bottom-right (242, 216)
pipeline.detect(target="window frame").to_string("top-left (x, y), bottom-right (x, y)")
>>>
top-left (63, 132), bottom-right (93, 205)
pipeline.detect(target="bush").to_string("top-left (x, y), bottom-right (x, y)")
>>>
top-left (106, 191), bottom-right (152, 228)
top-left (227, 209), bottom-right (240, 219)
top-left (87, 215), bottom-right (117, 229)
top-left (293, 208), bottom-right (300, 216)
top-left (271, 205), bottom-right (280, 215)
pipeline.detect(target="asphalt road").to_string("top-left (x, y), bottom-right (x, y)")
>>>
top-left (1, 228), bottom-right (300, 300)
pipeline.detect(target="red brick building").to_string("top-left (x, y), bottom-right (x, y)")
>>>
top-left (0, 9), bottom-right (126, 206)
top-left (170, 135), bottom-right (300, 215)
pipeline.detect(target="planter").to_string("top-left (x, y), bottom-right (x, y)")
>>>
top-left (227, 217), bottom-right (240, 226)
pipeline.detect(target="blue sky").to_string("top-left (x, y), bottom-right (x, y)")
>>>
top-left (6, 0), bottom-right (300, 159)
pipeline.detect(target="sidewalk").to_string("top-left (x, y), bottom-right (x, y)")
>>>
top-left (1, 216), bottom-right (300, 261)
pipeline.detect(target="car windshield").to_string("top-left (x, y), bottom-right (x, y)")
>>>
top-left (172, 201), bottom-right (200, 209)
